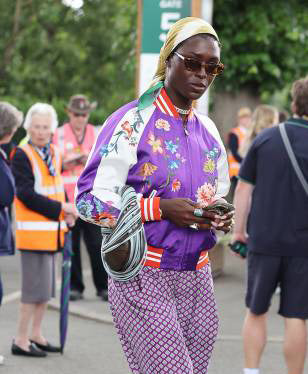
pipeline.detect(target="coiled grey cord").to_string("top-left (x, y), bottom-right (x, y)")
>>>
top-left (100, 185), bottom-right (147, 281)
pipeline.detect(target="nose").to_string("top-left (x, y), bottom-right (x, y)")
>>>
top-left (195, 65), bottom-right (207, 79)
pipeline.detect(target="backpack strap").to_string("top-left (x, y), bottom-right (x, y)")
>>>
top-left (279, 122), bottom-right (308, 196)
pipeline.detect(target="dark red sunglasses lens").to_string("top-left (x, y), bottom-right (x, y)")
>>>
top-left (73, 113), bottom-right (87, 117)
top-left (185, 58), bottom-right (224, 75)
top-left (184, 58), bottom-right (202, 72)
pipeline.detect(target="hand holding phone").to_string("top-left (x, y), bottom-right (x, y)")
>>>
top-left (204, 200), bottom-right (235, 216)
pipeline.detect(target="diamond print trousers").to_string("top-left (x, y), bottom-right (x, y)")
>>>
top-left (108, 264), bottom-right (219, 374)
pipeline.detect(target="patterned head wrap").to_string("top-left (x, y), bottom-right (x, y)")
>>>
top-left (149, 17), bottom-right (219, 89)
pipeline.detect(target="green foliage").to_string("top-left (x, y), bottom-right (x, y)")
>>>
top-left (213, 0), bottom-right (308, 97)
top-left (2, 0), bottom-right (307, 125)
top-left (0, 0), bottom-right (137, 127)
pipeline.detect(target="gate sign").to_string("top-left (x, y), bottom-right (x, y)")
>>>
top-left (141, 0), bottom-right (191, 53)
top-left (139, 0), bottom-right (192, 94)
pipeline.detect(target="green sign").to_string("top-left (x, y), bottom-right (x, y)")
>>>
top-left (141, 0), bottom-right (192, 53)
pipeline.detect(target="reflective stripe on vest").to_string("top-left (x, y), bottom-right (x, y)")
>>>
top-left (16, 221), bottom-right (67, 231)
top-left (15, 144), bottom-right (67, 251)
top-left (227, 127), bottom-right (246, 178)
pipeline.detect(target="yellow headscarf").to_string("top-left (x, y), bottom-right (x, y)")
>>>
top-left (149, 17), bottom-right (219, 89)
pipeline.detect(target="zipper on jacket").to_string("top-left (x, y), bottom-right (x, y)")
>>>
top-left (181, 118), bottom-right (194, 269)
top-left (183, 116), bottom-right (189, 136)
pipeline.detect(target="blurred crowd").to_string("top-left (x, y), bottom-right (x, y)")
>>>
top-left (0, 95), bottom-right (108, 362)
top-left (228, 76), bottom-right (308, 374)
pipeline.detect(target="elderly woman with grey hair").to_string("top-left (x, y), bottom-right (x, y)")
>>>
top-left (0, 102), bottom-right (23, 365)
top-left (11, 103), bottom-right (76, 358)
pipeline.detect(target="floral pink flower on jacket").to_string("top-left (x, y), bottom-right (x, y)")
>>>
top-left (121, 121), bottom-right (133, 138)
top-left (155, 119), bottom-right (170, 131)
top-left (195, 183), bottom-right (216, 207)
top-left (147, 133), bottom-right (163, 154)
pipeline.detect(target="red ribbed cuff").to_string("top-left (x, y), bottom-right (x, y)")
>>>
top-left (140, 197), bottom-right (161, 223)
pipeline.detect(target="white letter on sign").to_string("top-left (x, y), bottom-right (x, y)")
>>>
top-left (159, 12), bottom-right (180, 42)
top-left (161, 12), bottom-right (180, 30)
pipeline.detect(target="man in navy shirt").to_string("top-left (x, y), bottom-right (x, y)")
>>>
top-left (232, 77), bottom-right (308, 374)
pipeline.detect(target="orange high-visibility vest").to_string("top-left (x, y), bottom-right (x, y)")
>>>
top-left (53, 123), bottom-right (98, 203)
top-left (227, 126), bottom-right (247, 178)
top-left (15, 144), bottom-right (67, 251)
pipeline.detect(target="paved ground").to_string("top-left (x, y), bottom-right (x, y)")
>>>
top-left (0, 248), bottom-right (303, 374)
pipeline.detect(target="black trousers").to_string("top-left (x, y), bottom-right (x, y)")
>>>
top-left (70, 218), bottom-right (108, 293)
top-left (226, 176), bottom-right (238, 203)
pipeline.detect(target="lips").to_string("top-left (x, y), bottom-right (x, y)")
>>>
top-left (189, 82), bottom-right (207, 93)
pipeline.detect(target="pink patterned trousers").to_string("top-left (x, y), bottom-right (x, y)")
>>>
top-left (108, 264), bottom-right (219, 374)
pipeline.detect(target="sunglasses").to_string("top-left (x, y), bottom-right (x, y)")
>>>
top-left (72, 112), bottom-right (88, 117)
top-left (174, 52), bottom-right (224, 76)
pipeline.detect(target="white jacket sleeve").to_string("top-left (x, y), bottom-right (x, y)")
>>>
top-left (75, 107), bottom-right (139, 227)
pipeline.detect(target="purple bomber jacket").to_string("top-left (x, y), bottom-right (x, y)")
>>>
top-left (75, 87), bottom-right (230, 271)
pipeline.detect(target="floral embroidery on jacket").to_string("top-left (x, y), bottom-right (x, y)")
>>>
top-left (76, 194), bottom-right (118, 227)
top-left (165, 140), bottom-right (178, 154)
top-left (176, 152), bottom-right (186, 164)
top-left (147, 133), bottom-right (163, 154)
top-left (171, 178), bottom-right (181, 192)
top-left (204, 147), bottom-right (219, 171)
top-left (195, 146), bottom-right (220, 205)
top-left (195, 182), bottom-right (216, 208)
top-left (203, 159), bottom-right (215, 173)
top-left (121, 121), bottom-right (133, 138)
top-left (99, 115), bottom-right (143, 158)
top-left (168, 159), bottom-right (180, 170)
top-left (155, 119), bottom-right (170, 131)
top-left (138, 162), bottom-right (158, 180)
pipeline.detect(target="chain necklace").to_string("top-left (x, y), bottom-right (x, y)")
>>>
top-left (174, 105), bottom-right (191, 115)
top-left (173, 105), bottom-right (192, 136)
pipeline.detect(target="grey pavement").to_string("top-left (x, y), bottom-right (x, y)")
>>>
top-left (0, 248), bottom-right (301, 374)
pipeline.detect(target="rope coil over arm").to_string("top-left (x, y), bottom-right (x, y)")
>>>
top-left (100, 185), bottom-right (147, 282)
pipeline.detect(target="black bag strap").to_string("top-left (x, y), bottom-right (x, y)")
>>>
top-left (279, 122), bottom-right (308, 196)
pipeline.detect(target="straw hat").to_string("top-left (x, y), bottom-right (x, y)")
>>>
top-left (67, 95), bottom-right (97, 114)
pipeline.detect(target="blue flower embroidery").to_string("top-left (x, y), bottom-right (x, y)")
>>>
top-left (76, 198), bottom-right (93, 218)
top-left (168, 160), bottom-right (180, 170)
top-left (100, 145), bottom-right (109, 157)
top-left (205, 146), bottom-right (220, 161)
top-left (165, 140), bottom-right (178, 154)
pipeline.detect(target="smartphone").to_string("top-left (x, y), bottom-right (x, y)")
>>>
top-left (204, 201), bottom-right (234, 216)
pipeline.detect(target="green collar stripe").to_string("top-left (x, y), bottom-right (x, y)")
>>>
top-left (138, 81), bottom-right (164, 111)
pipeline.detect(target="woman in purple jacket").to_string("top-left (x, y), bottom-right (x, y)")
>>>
top-left (76, 17), bottom-right (232, 374)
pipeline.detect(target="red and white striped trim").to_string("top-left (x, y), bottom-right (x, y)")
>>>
top-left (143, 246), bottom-right (209, 270)
top-left (143, 246), bottom-right (163, 268)
top-left (154, 88), bottom-right (194, 120)
top-left (154, 88), bottom-right (179, 118)
top-left (140, 197), bottom-right (161, 222)
top-left (196, 250), bottom-right (209, 270)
